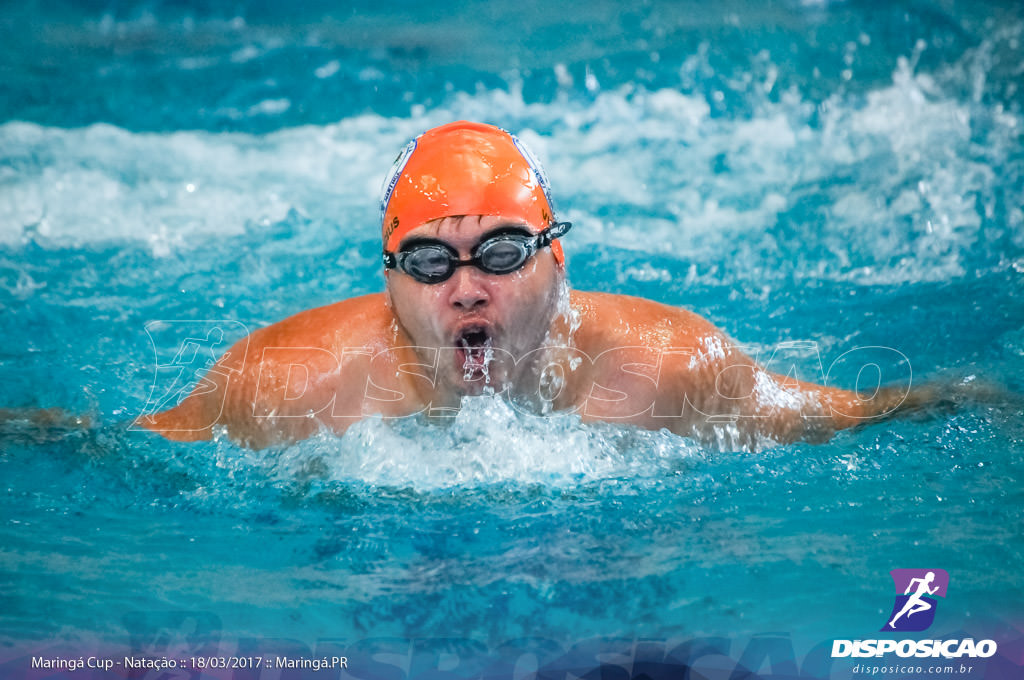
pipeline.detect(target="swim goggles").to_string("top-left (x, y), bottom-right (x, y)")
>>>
top-left (382, 222), bottom-right (572, 284)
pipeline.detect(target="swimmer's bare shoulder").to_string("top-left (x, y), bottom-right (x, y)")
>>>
top-left (139, 293), bottom-right (397, 448)
top-left (570, 290), bottom-right (722, 348)
top-left (569, 290), bottom-right (748, 429)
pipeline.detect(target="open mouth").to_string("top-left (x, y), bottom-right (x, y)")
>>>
top-left (454, 325), bottom-right (494, 381)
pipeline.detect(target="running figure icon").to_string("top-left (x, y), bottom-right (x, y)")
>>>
top-left (882, 568), bottom-right (949, 632)
top-left (887, 571), bottom-right (939, 629)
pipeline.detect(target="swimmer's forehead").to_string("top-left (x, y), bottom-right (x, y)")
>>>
top-left (398, 215), bottom-right (533, 246)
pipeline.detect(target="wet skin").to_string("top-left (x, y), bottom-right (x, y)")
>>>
top-left (141, 216), bottom-right (916, 450)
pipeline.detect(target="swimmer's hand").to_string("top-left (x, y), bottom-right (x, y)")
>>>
top-left (0, 407), bottom-right (92, 443)
top-left (889, 375), bottom-right (1018, 418)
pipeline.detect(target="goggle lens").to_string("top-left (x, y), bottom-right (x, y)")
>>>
top-left (476, 238), bottom-right (532, 273)
top-left (403, 246), bottom-right (457, 283)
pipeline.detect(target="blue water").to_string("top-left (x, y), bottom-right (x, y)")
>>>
top-left (2, 0), bottom-right (1023, 676)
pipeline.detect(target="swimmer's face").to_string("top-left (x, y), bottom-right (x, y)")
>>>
top-left (385, 215), bottom-right (563, 397)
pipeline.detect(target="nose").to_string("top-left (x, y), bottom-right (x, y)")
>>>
top-left (447, 265), bottom-right (489, 311)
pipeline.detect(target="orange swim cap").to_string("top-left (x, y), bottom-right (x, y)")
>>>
top-left (380, 121), bottom-right (564, 263)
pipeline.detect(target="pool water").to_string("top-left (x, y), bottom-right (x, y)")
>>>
top-left (1, 0), bottom-right (1023, 677)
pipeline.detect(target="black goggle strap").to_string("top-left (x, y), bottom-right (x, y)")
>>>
top-left (382, 221), bottom-right (573, 269)
top-left (537, 221), bottom-right (572, 248)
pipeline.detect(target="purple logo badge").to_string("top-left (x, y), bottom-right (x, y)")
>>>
top-left (881, 569), bottom-right (949, 632)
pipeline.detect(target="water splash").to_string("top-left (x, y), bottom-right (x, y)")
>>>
top-left (460, 334), bottom-right (495, 384)
top-left (252, 396), bottom-right (703, 491)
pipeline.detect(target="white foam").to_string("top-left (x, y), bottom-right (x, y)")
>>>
top-left (263, 395), bottom-right (702, 491)
top-left (0, 117), bottom-right (412, 251)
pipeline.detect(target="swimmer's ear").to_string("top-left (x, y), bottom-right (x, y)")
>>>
top-left (551, 239), bottom-right (566, 267)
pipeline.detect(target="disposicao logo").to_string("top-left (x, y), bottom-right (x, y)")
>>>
top-left (882, 568), bottom-right (948, 632)
top-left (831, 569), bottom-right (998, 659)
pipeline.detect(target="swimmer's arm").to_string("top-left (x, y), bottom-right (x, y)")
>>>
top-left (767, 372), bottom-right (1002, 435)
top-left (769, 372), bottom-right (918, 431)
top-left (737, 363), bottom-right (1005, 445)
top-left (683, 333), bottom-right (925, 444)
top-left (136, 339), bottom-right (323, 449)
top-left (135, 362), bottom-right (228, 443)
top-left (741, 368), bottom-right (930, 443)
top-left (652, 307), bottom-right (1001, 445)
top-left (0, 407), bottom-right (92, 442)
top-left (138, 297), bottom-right (393, 449)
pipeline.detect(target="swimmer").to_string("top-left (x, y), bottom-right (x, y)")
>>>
top-left (138, 121), bottom-right (946, 449)
top-left (887, 572), bottom-right (939, 629)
